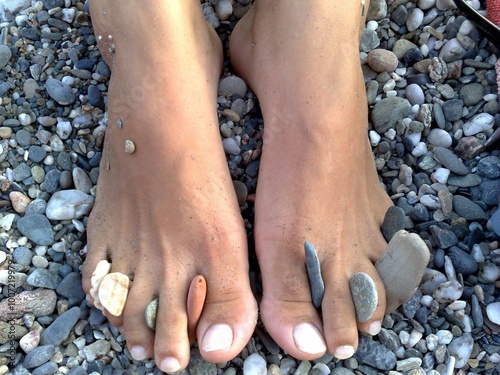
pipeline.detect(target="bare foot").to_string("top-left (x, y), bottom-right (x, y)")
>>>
top-left (83, 1), bottom-right (257, 372)
top-left (230, 0), bottom-right (392, 359)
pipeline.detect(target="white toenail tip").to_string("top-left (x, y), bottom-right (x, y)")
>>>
top-left (293, 323), bottom-right (327, 354)
top-left (334, 345), bottom-right (355, 360)
top-left (130, 346), bottom-right (148, 361)
top-left (368, 321), bottom-right (381, 336)
top-left (202, 324), bottom-right (233, 352)
top-left (160, 357), bottom-right (181, 373)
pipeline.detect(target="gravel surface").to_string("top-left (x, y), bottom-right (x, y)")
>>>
top-left (0, 0), bottom-right (499, 374)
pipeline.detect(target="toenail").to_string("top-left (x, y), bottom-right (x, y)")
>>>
top-left (202, 323), bottom-right (233, 352)
top-left (334, 345), bottom-right (355, 360)
top-left (292, 322), bottom-right (327, 354)
top-left (160, 357), bottom-right (181, 373)
top-left (130, 345), bottom-right (148, 361)
top-left (368, 320), bottom-right (381, 336)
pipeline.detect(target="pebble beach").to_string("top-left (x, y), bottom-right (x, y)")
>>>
top-left (1, 0), bottom-right (500, 374)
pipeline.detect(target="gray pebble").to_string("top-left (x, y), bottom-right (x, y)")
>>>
top-left (28, 145), bottom-right (47, 163)
top-left (491, 209), bottom-right (500, 236)
top-left (447, 174), bottom-right (481, 187)
top-left (432, 147), bottom-right (468, 175)
top-left (304, 241), bottom-right (324, 309)
top-left (429, 226), bottom-right (458, 249)
top-left (353, 335), bottom-right (396, 371)
top-left (470, 294), bottom-right (483, 329)
top-left (378, 328), bottom-right (400, 352)
top-left (442, 99), bottom-right (463, 122)
top-left (433, 103), bottom-right (446, 129)
top-left (381, 206), bottom-right (405, 242)
top-left (294, 360), bottom-right (311, 375)
top-left (477, 156), bottom-right (500, 179)
top-left (459, 83), bottom-right (483, 106)
top-left (13, 163), bottom-right (32, 181)
top-left (59, 170), bottom-right (73, 189)
top-left (349, 272), bottom-right (378, 322)
top-left (188, 347), bottom-right (217, 375)
top-left (447, 247), bottom-right (478, 276)
top-left (32, 361), bottom-right (58, 375)
top-left (27, 268), bottom-right (61, 289)
top-left (405, 84), bottom-right (425, 105)
top-left (56, 272), bottom-right (86, 301)
top-left (360, 29), bottom-right (380, 52)
top-left (73, 167), bottom-right (92, 194)
top-left (218, 76), bottom-right (247, 98)
top-left (331, 369), bottom-right (355, 375)
top-left (222, 137), bottom-right (240, 155)
top-left (17, 213), bottom-right (54, 245)
top-left (397, 358), bottom-right (422, 372)
top-left (12, 247), bottom-right (33, 266)
top-left (479, 179), bottom-right (500, 205)
top-left (233, 180), bottom-right (248, 206)
top-left (453, 195), bottom-right (487, 220)
top-left (45, 78), bottom-right (76, 105)
top-left (402, 289), bottom-right (422, 319)
top-left (43, 169), bottom-right (61, 193)
top-left (23, 345), bottom-right (55, 369)
top-left (0, 45), bottom-right (12, 69)
top-left (26, 199), bottom-right (48, 215)
top-left (16, 129), bottom-right (32, 147)
top-left (371, 97), bottom-right (411, 133)
top-left (41, 306), bottom-right (81, 346)
top-left (67, 366), bottom-right (88, 375)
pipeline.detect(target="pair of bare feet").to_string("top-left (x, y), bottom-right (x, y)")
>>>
top-left (82, 0), bottom-right (393, 373)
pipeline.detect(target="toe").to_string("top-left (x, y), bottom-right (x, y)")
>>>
top-left (257, 240), bottom-right (327, 360)
top-left (197, 270), bottom-right (258, 363)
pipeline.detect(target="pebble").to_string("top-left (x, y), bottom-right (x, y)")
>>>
top-left (56, 272), bottom-right (86, 301)
top-left (432, 147), bottom-right (468, 175)
top-left (397, 357), bottom-right (422, 371)
top-left (72, 167), bottom-right (92, 194)
top-left (45, 78), bottom-right (75, 105)
top-left (486, 302), bottom-right (500, 325)
top-left (23, 345), bottom-right (55, 369)
top-left (304, 241), bottom-right (324, 309)
top-left (442, 99), bottom-right (464, 122)
top-left (0, 289), bottom-right (56, 320)
top-left (367, 49), bottom-right (398, 72)
top-left (433, 280), bottom-right (463, 303)
top-left (215, 0), bottom-right (232, 21)
top-left (20, 330), bottom-right (40, 353)
top-left (218, 76), bottom-right (247, 98)
top-left (439, 38), bottom-right (466, 62)
top-left (491, 209), bottom-right (500, 236)
top-left (222, 137), bottom-right (241, 155)
top-left (40, 306), bottom-right (81, 346)
top-left (463, 113), bottom-right (495, 136)
top-left (406, 8), bottom-right (424, 32)
top-left (46, 190), bottom-right (95, 220)
top-left (188, 348), bottom-right (217, 375)
top-left (381, 206), bottom-right (405, 242)
top-left (453, 195), bottom-right (487, 221)
top-left (349, 272), bottom-right (378, 322)
top-left (477, 262), bottom-right (500, 283)
top-left (427, 129), bottom-right (452, 148)
top-left (477, 156), bottom-right (500, 179)
top-left (16, 214), bottom-right (54, 245)
top-left (145, 298), bottom-right (158, 330)
top-left (124, 139), bottom-right (136, 154)
top-left (447, 247), bottom-right (478, 276)
top-left (405, 84), bottom-right (425, 105)
top-left (448, 333), bottom-right (473, 368)
top-left (82, 340), bottom-right (111, 362)
top-left (26, 268), bottom-right (61, 289)
top-left (32, 362), bottom-right (58, 375)
top-left (12, 246), bottom-right (33, 266)
top-left (459, 83), bottom-right (483, 106)
top-left (353, 335), bottom-right (397, 370)
top-left (233, 180), bottom-right (248, 206)
top-left (10, 191), bottom-right (31, 214)
top-left (243, 353), bottom-right (267, 375)
top-left (371, 97), bottom-right (412, 133)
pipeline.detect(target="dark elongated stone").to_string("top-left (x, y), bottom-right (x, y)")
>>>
top-left (304, 242), bottom-right (324, 309)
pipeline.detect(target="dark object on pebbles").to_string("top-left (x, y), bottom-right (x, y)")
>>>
top-left (381, 206), bottom-right (406, 242)
top-left (304, 241), bottom-right (324, 309)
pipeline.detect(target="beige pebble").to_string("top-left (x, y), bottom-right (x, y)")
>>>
top-left (98, 272), bottom-right (130, 316)
top-left (9, 191), bottom-right (31, 214)
top-left (89, 260), bottom-right (111, 311)
top-left (0, 127), bottom-right (12, 139)
top-left (19, 330), bottom-right (40, 353)
top-left (125, 140), bottom-right (135, 154)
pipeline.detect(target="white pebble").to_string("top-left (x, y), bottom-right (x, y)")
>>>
top-left (433, 280), bottom-right (462, 303)
top-left (426, 334), bottom-right (438, 351)
top-left (478, 263), bottom-right (500, 283)
top-left (407, 8), bottom-right (424, 32)
top-left (312, 363), bottom-right (330, 375)
top-left (61, 76), bottom-right (75, 86)
top-left (420, 295), bottom-right (434, 307)
top-left (18, 113), bottom-right (32, 126)
top-left (447, 300), bottom-right (466, 310)
top-left (386, 90), bottom-right (397, 97)
top-left (215, 0), bottom-right (232, 21)
top-left (483, 93), bottom-right (497, 101)
top-left (56, 120), bottom-right (72, 140)
top-left (448, 333), bottom-right (473, 368)
top-left (459, 20), bottom-right (474, 35)
top-left (243, 353), bottom-right (266, 375)
top-left (46, 189), bottom-right (95, 220)
top-left (436, 330), bottom-right (453, 344)
top-left (399, 330), bottom-right (410, 345)
top-left (463, 113), bottom-right (495, 136)
top-left (407, 131), bottom-right (421, 146)
top-left (407, 329), bottom-right (423, 348)
top-left (366, 20), bottom-right (378, 31)
top-left (412, 142), bottom-right (428, 157)
top-left (369, 130), bottom-right (381, 147)
top-left (427, 128), bottom-right (452, 148)
top-left (471, 244), bottom-right (485, 263)
top-left (434, 168), bottom-right (450, 184)
top-left (384, 129), bottom-right (397, 140)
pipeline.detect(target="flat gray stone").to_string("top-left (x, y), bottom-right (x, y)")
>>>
top-left (453, 195), bottom-right (487, 221)
top-left (23, 345), bottom-right (55, 369)
top-left (376, 230), bottom-right (430, 313)
top-left (354, 335), bottom-right (397, 371)
top-left (26, 268), bottom-right (61, 290)
top-left (16, 214), bottom-right (54, 245)
top-left (304, 241), bottom-right (324, 309)
top-left (432, 147), bottom-right (469, 175)
top-left (40, 306), bottom-right (81, 346)
top-left (56, 272), bottom-right (86, 301)
top-left (45, 77), bottom-right (75, 105)
top-left (447, 174), bottom-right (482, 187)
top-left (0, 45), bottom-right (11, 69)
top-left (349, 273), bottom-right (378, 322)
top-left (381, 206), bottom-right (405, 242)
top-left (371, 97), bottom-right (412, 133)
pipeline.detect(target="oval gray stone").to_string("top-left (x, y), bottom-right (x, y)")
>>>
top-left (45, 77), bottom-right (75, 105)
top-left (452, 195), bottom-right (487, 221)
top-left (371, 97), bottom-right (412, 133)
top-left (381, 206), bottom-right (405, 242)
top-left (16, 214), bottom-right (54, 245)
top-left (304, 241), bottom-right (324, 309)
top-left (349, 272), bottom-right (378, 322)
top-left (0, 45), bottom-right (12, 70)
top-left (40, 306), bottom-right (81, 346)
top-left (23, 345), bottom-right (55, 369)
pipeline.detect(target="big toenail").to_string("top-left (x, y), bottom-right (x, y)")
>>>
top-left (292, 322), bottom-right (326, 354)
top-left (130, 345), bottom-right (148, 361)
top-left (160, 357), bottom-right (181, 373)
top-left (202, 323), bottom-right (233, 352)
top-left (368, 320), bottom-right (381, 336)
top-left (349, 272), bottom-right (378, 322)
top-left (304, 241), bottom-right (324, 309)
top-left (334, 345), bottom-right (355, 360)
